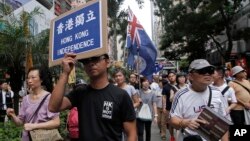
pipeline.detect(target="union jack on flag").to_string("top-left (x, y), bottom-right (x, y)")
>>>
top-left (126, 7), bottom-right (157, 77)
top-left (126, 7), bottom-right (143, 48)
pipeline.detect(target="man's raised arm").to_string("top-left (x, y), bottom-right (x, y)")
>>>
top-left (49, 53), bottom-right (76, 112)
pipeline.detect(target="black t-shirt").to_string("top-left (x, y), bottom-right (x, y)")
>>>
top-left (131, 83), bottom-right (140, 90)
top-left (66, 84), bottom-right (136, 141)
top-left (162, 84), bottom-right (173, 110)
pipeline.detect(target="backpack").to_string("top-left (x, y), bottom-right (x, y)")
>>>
top-left (67, 107), bottom-right (79, 139)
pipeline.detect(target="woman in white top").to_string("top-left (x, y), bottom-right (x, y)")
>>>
top-left (137, 77), bottom-right (158, 141)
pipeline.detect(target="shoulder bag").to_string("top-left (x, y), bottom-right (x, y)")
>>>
top-left (28, 94), bottom-right (63, 141)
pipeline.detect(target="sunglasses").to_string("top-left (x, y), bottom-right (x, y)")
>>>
top-left (79, 55), bottom-right (107, 65)
top-left (192, 67), bottom-right (215, 75)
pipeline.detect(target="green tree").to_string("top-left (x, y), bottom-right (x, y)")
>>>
top-left (109, 9), bottom-right (128, 60)
top-left (0, 5), bottom-right (44, 114)
top-left (0, 1), bottom-right (146, 107)
top-left (153, 0), bottom-right (244, 62)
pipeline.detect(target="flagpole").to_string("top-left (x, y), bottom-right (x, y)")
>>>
top-left (136, 47), bottom-right (141, 90)
top-left (123, 46), bottom-right (127, 67)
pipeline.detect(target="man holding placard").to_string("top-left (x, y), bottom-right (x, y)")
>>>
top-left (49, 53), bottom-right (137, 141)
top-left (49, 0), bottom-right (137, 140)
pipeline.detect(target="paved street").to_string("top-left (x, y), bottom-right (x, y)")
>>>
top-left (151, 123), bottom-right (171, 141)
top-left (151, 123), bottom-right (163, 141)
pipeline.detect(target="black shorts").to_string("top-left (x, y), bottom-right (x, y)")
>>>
top-left (230, 110), bottom-right (245, 125)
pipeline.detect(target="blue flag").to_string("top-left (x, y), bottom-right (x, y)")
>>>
top-left (126, 8), bottom-right (157, 77)
top-left (155, 63), bottom-right (164, 73)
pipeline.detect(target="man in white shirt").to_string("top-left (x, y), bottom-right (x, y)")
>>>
top-left (212, 66), bottom-right (237, 120)
top-left (0, 81), bottom-right (14, 122)
top-left (170, 59), bottom-right (228, 141)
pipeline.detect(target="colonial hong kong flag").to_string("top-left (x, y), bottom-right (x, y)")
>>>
top-left (126, 7), bottom-right (157, 77)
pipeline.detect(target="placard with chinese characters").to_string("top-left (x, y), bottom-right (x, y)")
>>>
top-left (49, 0), bottom-right (107, 67)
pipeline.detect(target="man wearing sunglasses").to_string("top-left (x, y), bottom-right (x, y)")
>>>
top-left (49, 53), bottom-right (137, 141)
top-left (169, 59), bottom-right (227, 141)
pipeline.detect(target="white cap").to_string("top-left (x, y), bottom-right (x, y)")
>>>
top-left (231, 66), bottom-right (244, 76)
top-left (188, 59), bottom-right (214, 72)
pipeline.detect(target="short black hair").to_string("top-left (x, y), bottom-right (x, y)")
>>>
top-left (215, 66), bottom-right (226, 76)
top-left (176, 73), bottom-right (187, 84)
top-left (167, 71), bottom-right (176, 76)
top-left (28, 66), bottom-right (53, 93)
top-left (161, 74), bottom-right (168, 78)
top-left (103, 53), bottom-right (109, 59)
top-left (176, 72), bottom-right (186, 77)
top-left (140, 77), bottom-right (148, 88)
top-left (113, 68), bottom-right (126, 77)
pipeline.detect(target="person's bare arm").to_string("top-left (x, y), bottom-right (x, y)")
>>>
top-left (132, 94), bottom-right (140, 108)
top-left (6, 108), bottom-right (23, 126)
top-left (49, 53), bottom-right (76, 112)
top-left (153, 102), bottom-right (158, 123)
top-left (226, 103), bottom-right (237, 114)
top-left (170, 116), bottom-right (207, 130)
top-left (169, 89), bottom-right (175, 102)
top-left (221, 131), bottom-right (229, 141)
top-left (162, 95), bottom-right (166, 113)
top-left (123, 120), bottom-right (137, 141)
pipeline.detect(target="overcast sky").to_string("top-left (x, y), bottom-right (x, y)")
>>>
top-left (19, 0), bottom-right (30, 5)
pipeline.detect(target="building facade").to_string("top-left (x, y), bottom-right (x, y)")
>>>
top-left (54, 0), bottom-right (71, 16)
top-left (0, 0), bottom-right (55, 35)
top-left (207, 1), bottom-right (250, 75)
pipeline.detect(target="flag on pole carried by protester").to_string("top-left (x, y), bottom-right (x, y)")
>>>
top-left (126, 7), bottom-right (157, 77)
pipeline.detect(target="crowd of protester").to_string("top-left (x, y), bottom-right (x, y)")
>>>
top-left (1, 53), bottom-right (250, 141)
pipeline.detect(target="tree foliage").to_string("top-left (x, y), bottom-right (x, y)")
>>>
top-left (0, 0), bottom-right (145, 91)
top-left (153, 0), bottom-right (244, 62)
top-left (0, 6), bottom-right (49, 114)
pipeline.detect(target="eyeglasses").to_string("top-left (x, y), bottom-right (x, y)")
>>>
top-left (192, 67), bottom-right (215, 75)
top-left (79, 55), bottom-right (107, 65)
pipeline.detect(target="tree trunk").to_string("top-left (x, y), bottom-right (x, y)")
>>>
top-left (218, 6), bottom-right (233, 62)
top-left (225, 25), bottom-right (233, 62)
top-left (113, 22), bottom-right (118, 60)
